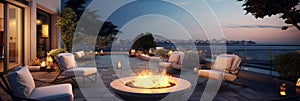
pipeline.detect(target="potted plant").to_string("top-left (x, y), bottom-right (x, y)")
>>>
top-left (275, 52), bottom-right (300, 81)
top-left (28, 58), bottom-right (41, 71)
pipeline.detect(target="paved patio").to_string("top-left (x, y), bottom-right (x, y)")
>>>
top-left (1, 54), bottom-right (299, 101)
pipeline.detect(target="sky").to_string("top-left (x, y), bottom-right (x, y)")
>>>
top-left (81, 0), bottom-right (300, 44)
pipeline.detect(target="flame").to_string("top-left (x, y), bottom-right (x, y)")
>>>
top-left (132, 69), bottom-right (174, 89)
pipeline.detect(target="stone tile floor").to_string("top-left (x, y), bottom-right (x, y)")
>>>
top-left (1, 55), bottom-right (300, 101)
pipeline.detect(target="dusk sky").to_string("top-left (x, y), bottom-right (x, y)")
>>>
top-left (83, 0), bottom-right (300, 44)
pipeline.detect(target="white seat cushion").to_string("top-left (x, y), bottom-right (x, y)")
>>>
top-left (62, 67), bottom-right (97, 77)
top-left (140, 54), bottom-right (150, 61)
top-left (171, 64), bottom-right (182, 69)
top-left (29, 84), bottom-right (73, 101)
top-left (149, 57), bottom-right (162, 62)
top-left (7, 66), bottom-right (35, 97)
top-left (159, 62), bottom-right (172, 68)
top-left (198, 70), bottom-right (237, 81)
top-left (198, 70), bottom-right (223, 80)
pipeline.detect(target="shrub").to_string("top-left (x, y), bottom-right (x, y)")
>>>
top-left (28, 58), bottom-right (41, 66)
top-left (275, 52), bottom-right (300, 81)
top-left (47, 48), bottom-right (67, 62)
top-left (153, 49), bottom-right (169, 57)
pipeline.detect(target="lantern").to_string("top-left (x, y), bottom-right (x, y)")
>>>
top-left (117, 61), bottom-right (122, 69)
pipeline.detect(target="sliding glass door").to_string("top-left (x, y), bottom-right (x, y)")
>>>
top-left (7, 4), bottom-right (23, 69)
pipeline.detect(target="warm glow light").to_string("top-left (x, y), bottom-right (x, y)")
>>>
top-left (46, 56), bottom-right (53, 62)
top-left (100, 50), bottom-right (104, 55)
top-left (130, 49), bottom-right (136, 55)
top-left (41, 61), bottom-right (46, 67)
top-left (194, 67), bottom-right (198, 73)
top-left (36, 20), bottom-right (42, 25)
top-left (41, 24), bottom-right (49, 38)
top-left (117, 61), bottom-right (122, 69)
top-left (280, 91), bottom-right (286, 96)
top-left (168, 51), bottom-right (172, 55)
top-left (132, 69), bottom-right (173, 89)
top-left (296, 78), bottom-right (300, 87)
top-left (149, 48), bottom-right (152, 54)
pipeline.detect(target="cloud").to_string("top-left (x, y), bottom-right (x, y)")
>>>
top-left (223, 25), bottom-right (284, 29)
top-left (178, 2), bottom-right (189, 6)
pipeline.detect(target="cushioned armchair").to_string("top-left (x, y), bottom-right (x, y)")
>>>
top-left (198, 54), bottom-right (246, 87)
top-left (0, 66), bottom-right (74, 101)
top-left (54, 53), bottom-right (97, 86)
top-left (159, 51), bottom-right (185, 70)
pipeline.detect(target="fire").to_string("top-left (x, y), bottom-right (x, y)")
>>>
top-left (131, 69), bottom-right (175, 89)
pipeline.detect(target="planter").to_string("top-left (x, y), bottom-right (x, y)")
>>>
top-left (27, 66), bottom-right (40, 71)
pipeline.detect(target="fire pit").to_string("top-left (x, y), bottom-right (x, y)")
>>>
top-left (110, 69), bottom-right (191, 101)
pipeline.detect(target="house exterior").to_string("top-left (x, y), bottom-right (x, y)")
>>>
top-left (0, 0), bottom-right (61, 72)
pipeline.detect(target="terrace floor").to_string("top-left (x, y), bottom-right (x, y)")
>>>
top-left (1, 55), bottom-right (299, 101)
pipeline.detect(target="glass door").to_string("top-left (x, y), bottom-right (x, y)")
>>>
top-left (7, 4), bottom-right (23, 68)
top-left (0, 3), bottom-right (4, 72)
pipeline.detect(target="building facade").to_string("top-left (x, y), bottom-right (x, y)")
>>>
top-left (0, 0), bottom-right (61, 72)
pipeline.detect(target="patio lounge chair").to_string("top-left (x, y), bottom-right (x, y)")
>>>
top-left (197, 54), bottom-right (246, 87)
top-left (0, 66), bottom-right (74, 101)
top-left (54, 53), bottom-right (97, 86)
top-left (159, 51), bottom-right (185, 70)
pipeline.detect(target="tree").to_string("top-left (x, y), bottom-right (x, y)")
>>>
top-left (96, 21), bottom-right (120, 49)
top-left (132, 32), bottom-right (157, 52)
top-left (64, 0), bottom-right (88, 20)
top-left (238, 0), bottom-right (300, 31)
top-left (56, 8), bottom-right (77, 52)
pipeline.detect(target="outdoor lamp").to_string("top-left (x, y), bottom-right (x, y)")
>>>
top-left (41, 24), bottom-right (49, 38)
top-left (117, 61), bottom-right (122, 69)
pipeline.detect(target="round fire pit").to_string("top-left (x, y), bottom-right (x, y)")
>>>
top-left (110, 76), bottom-right (191, 101)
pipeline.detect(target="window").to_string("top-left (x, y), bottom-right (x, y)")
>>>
top-left (36, 9), bottom-right (51, 59)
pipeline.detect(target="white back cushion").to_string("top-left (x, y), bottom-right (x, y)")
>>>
top-left (7, 66), bottom-right (35, 97)
top-left (219, 54), bottom-right (241, 71)
top-left (214, 56), bottom-right (233, 71)
top-left (168, 53), bottom-right (180, 64)
top-left (74, 52), bottom-right (82, 58)
top-left (58, 53), bottom-right (77, 70)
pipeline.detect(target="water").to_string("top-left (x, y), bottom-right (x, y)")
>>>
top-left (76, 43), bottom-right (300, 76)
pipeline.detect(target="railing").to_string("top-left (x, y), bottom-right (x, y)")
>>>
top-left (227, 45), bottom-right (300, 76)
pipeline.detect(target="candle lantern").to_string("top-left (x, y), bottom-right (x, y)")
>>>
top-left (130, 49), bottom-right (136, 56)
top-left (296, 78), bottom-right (300, 87)
top-left (40, 61), bottom-right (46, 71)
top-left (100, 50), bottom-right (104, 56)
top-left (117, 61), bottom-right (122, 69)
top-left (194, 67), bottom-right (198, 73)
top-left (149, 48), bottom-right (152, 54)
top-left (46, 56), bottom-right (53, 70)
top-left (279, 83), bottom-right (287, 97)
